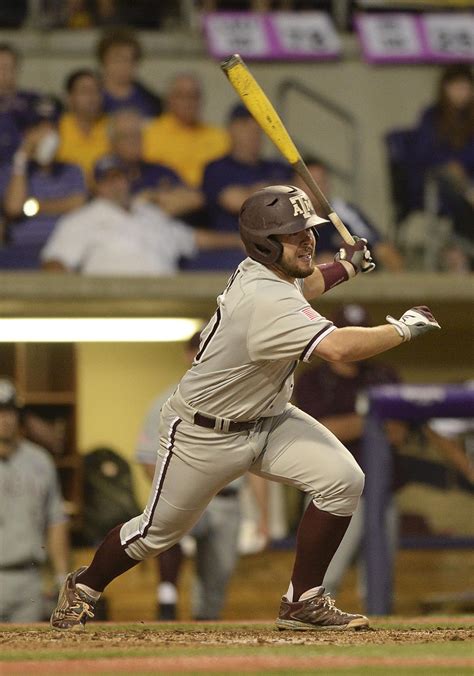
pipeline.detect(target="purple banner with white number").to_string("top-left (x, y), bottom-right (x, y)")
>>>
top-left (202, 12), bottom-right (341, 61)
top-left (366, 384), bottom-right (474, 419)
top-left (356, 12), bottom-right (474, 64)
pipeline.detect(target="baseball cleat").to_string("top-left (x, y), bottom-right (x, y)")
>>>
top-left (275, 586), bottom-right (369, 631)
top-left (50, 567), bottom-right (96, 630)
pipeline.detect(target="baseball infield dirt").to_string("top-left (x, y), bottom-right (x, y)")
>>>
top-left (1, 618), bottom-right (473, 674)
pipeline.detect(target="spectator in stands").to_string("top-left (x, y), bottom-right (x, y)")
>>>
top-left (96, 28), bottom-right (162, 118)
top-left (0, 43), bottom-right (61, 164)
top-left (186, 103), bottom-right (291, 270)
top-left (56, 69), bottom-right (109, 182)
top-left (95, 0), bottom-right (123, 25)
top-left (0, 1), bottom-right (27, 28)
top-left (0, 378), bottom-right (69, 622)
top-left (108, 108), bottom-right (203, 218)
top-left (410, 64), bottom-right (474, 271)
top-left (62, 0), bottom-right (94, 28)
top-left (143, 73), bottom-right (230, 187)
top-left (292, 158), bottom-right (404, 271)
top-left (294, 304), bottom-right (403, 599)
top-left (0, 117), bottom-right (86, 269)
top-left (41, 155), bottom-right (241, 275)
top-left (198, 1), bottom-right (296, 10)
top-left (43, 0), bottom-right (124, 29)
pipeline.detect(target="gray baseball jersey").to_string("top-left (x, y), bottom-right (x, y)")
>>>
top-left (0, 438), bottom-right (67, 622)
top-left (121, 257), bottom-right (363, 561)
top-left (0, 439), bottom-right (66, 568)
top-left (174, 257), bottom-right (336, 421)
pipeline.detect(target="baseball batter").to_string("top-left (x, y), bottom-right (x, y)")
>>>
top-left (51, 185), bottom-right (440, 631)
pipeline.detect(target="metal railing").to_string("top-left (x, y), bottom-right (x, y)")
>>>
top-left (277, 78), bottom-right (361, 201)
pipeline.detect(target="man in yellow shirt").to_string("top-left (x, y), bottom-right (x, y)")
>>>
top-left (57, 70), bottom-right (110, 182)
top-left (143, 74), bottom-right (230, 188)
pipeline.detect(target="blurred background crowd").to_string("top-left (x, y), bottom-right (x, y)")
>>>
top-left (0, 2), bottom-right (472, 274)
top-left (0, 0), bottom-right (472, 625)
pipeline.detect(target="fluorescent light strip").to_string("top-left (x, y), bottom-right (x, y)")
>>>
top-left (0, 318), bottom-right (203, 342)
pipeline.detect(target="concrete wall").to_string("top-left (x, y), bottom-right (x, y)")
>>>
top-left (77, 341), bottom-right (186, 505)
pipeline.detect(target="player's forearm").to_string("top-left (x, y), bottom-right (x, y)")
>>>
top-left (218, 185), bottom-right (250, 213)
top-left (153, 187), bottom-right (204, 215)
top-left (195, 229), bottom-right (242, 250)
top-left (303, 261), bottom-right (354, 300)
top-left (4, 173), bottom-right (28, 217)
top-left (315, 325), bottom-right (403, 363)
top-left (47, 521), bottom-right (70, 578)
top-left (375, 242), bottom-right (404, 272)
top-left (38, 193), bottom-right (86, 216)
top-left (42, 259), bottom-right (68, 272)
top-left (424, 427), bottom-right (474, 484)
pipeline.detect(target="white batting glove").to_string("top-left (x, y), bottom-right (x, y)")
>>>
top-left (386, 306), bottom-right (441, 342)
top-left (335, 236), bottom-right (376, 275)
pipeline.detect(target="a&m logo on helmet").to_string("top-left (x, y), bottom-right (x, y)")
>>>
top-left (289, 194), bottom-right (314, 219)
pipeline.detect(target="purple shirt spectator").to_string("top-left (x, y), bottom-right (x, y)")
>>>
top-left (0, 91), bottom-right (40, 163)
top-left (0, 161), bottom-right (86, 269)
top-left (102, 81), bottom-right (162, 118)
top-left (203, 155), bottom-right (292, 233)
top-left (410, 105), bottom-right (474, 212)
top-left (414, 105), bottom-right (474, 176)
top-left (128, 160), bottom-right (182, 195)
top-left (181, 155), bottom-right (291, 271)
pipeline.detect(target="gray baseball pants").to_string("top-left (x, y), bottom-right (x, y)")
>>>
top-left (0, 570), bottom-right (43, 622)
top-left (121, 399), bottom-right (364, 561)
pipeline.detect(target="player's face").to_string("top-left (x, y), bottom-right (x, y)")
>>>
top-left (103, 45), bottom-right (137, 85)
top-left (277, 228), bottom-right (316, 280)
top-left (96, 170), bottom-right (130, 208)
top-left (112, 114), bottom-right (143, 162)
top-left (69, 75), bottom-right (103, 120)
top-left (230, 117), bottom-right (262, 161)
top-left (444, 78), bottom-right (472, 109)
top-left (0, 51), bottom-right (16, 94)
top-left (0, 408), bottom-right (18, 455)
top-left (168, 76), bottom-right (202, 126)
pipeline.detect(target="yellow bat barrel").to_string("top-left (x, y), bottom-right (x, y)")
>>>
top-left (220, 54), bottom-right (300, 166)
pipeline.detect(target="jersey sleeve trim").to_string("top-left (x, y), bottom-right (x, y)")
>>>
top-left (301, 324), bottom-right (336, 362)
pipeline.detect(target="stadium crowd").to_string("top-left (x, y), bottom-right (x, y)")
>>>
top-left (0, 27), bottom-right (472, 274)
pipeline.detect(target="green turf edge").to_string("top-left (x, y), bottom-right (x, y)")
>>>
top-left (1, 641), bottom-right (473, 662)
top-left (74, 670), bottom-right (474, 676)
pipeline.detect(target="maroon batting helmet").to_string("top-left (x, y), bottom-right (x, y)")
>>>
top-left (239, 185), bottom-right (327, 265)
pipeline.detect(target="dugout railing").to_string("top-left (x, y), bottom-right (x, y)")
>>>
top-left (277, 78), bottom-right (361, 201)
top-left (363, 383), bottom-right (474, 615)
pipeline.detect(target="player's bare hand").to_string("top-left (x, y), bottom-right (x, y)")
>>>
top-left (334, 236), bottom-right (376, 275)
top-left (386, 305), bottom-right (441, 341)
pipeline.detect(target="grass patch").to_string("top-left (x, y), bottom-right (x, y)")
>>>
top-left (1, 639), bottom-right (473, 661)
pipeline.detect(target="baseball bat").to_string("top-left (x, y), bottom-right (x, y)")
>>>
top-left (220, 54), bottom-right (355, 246)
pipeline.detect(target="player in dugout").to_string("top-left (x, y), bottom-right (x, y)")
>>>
top-left (51, 184), bottom-right (440, 631)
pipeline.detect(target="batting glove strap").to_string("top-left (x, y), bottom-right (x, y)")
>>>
top-left (334, 237), bottom-right (376, 275)
top-left (386, 305), bottom-right (441, 342)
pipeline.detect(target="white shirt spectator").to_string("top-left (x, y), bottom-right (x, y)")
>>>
top-left (41, 197), bottom-right (197, 275)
